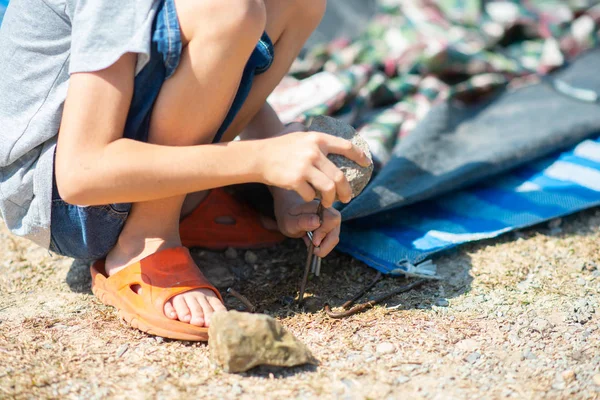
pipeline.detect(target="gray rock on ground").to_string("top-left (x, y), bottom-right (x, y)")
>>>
top-left (307, 116), bottom-right (374, 200)
top-left (209, 311), bottom-right (319, 373)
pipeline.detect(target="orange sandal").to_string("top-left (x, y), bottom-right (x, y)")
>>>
top-left (91, 247), bottom-right (222, 341)
top-left (179, 188), bottom-right (285, 250)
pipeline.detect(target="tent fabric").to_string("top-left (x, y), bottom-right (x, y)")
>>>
top-left (306, 0), bottom-right (377, 48)
top-left (268, 0), bottom-right (600, 276)
top-left (338, 136), bottom-right (600, 277)
top-left (341, 48), bottom-right (600, 220)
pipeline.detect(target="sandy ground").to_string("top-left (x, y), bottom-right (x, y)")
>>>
top-left (0, 207), bottom-right (599, 400)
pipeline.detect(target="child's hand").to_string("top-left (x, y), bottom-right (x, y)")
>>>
top-left (273, 193), bottom-right (342, 258)
top-left (257, 131), bottom-right (371, 209)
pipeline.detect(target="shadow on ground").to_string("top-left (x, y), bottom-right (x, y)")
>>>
top-left (66, 259), bottom-right (93, 294)
top-left (63, 199), bottom-right (598, 325)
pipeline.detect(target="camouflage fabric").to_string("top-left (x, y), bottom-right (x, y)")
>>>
top-left (268, 0), bottom-right (600, 165)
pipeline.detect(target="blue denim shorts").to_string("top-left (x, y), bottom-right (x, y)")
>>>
top-left (49, 0), bottom-right (274, 261)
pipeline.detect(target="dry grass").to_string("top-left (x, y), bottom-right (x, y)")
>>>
top-left (1, 208), bottom-right (599, 399)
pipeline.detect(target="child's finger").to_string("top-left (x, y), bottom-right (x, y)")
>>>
top-left (311, 207), bottom-right (341, 247)
top-left (306, 168), bottom-right (336, 208)
top-left (315, 155), bottom-right (352, 204)
top-left (283, 213), bottom-right (321, 236)
top-left (294, 181), bottom-right (317, 203)
top-left (319, 134), bottom-right (372, 168)
top-left (313, 225), bottom-right (341, 257)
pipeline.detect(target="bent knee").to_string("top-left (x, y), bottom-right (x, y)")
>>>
top-left (290, 0), bottom-right (327, 31)
top-left (176, 0), bottom-right (266, 47)
top-left (223, 0), bottom-right (267, 39)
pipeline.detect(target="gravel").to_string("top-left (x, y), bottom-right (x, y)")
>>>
top-left (375, 342), bottom-right (395, 355)
top-left (244, 251), bottom-right (258, 265)
top-left (225, 247), bottom-right (238, 260)
top-left (0, 207), bottom-right (599, 398)
top-left (435, 298), bottom-right (449, 307)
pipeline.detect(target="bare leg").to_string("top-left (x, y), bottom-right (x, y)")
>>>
top-left (106, 0), bottom-right (326, 327)
top-left (181, 0), bottom-right (327, 214)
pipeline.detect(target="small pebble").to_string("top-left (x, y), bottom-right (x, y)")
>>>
top-left (522, 348), bottom-right (537, 360)
top-left (224, 247), bottom-right (238, 260)
top-left (302, 297), bottom-right (323, 313)
top-left (576, 277), bottom-right (586, 286)
top-left (244, 251), bottom-right (258, 264)
top-left (116, 344), bottom-right (129, 358)
top-left (465, 352), bottom-right (481, 364)
top-left (155, 336), bottom-right (164, 344)
top-left (530, 318), bottom-right (551, 333)
top-left (435, 298), bottom-right (449, 307)
top-left (231, 384), bottom-right (243, 395)
top-left (583, 262), bottom-right (597, 272)
top-left (593, 374), bottom-right (600, 386)
top-left (376, 342), bottom-right (396, 355)
top-left (58, 385), bottom-right (72, 396)
top-left (280, 295), bottom-right (295, 306)
top-left (396, 376), bottom-right (410, 384)
top-left (562, 370), bottom-right (576, 383)
top-left (456, 338), bottom-right (480, 352)
top-left (548, 218), bottom-right (562, 229)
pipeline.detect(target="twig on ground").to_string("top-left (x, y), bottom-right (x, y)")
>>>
top-left (298, 241), bottom-right (314, 304)
top-left (341, 272), bottom-right (383, 309)
top-left (324, 279), bottom-right (427, 319)
top-left (227, 288), bottom-right (257, 313)
top-left (298, 201), bottom-right (324, 303)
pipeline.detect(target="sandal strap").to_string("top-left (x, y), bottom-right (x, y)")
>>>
top-left (104, 247), bottom-right (222, 314)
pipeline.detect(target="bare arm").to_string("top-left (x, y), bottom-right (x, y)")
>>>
top-left (55, 54), bottom-right (262, 206)
top-left (56, 54), bottom-right (370, 208)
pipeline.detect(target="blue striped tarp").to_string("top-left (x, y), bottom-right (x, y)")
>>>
top-left (0, 0), bottom-right (7, 23)
top-left (339, 137), bottom-right (600, 278)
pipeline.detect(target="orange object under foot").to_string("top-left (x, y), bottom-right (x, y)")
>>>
top-left (179, 188), bottom-right (284, 250)
top-left (91, 247), bottom-right (222, 341)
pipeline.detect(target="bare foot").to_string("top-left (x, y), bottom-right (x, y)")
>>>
top-left (105, 237), bottom-right (226, 327)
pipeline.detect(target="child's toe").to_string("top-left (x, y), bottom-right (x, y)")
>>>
top-left (208, 296), bottom-right (227, 313)
top-left (186, 297), bottom-right (206, 326)
top-left (196, 295), bottom-right (215, 326)
top-left (164, 300), bottom-right (178, 320)
top-left (172, 295), bottom-right (191, 322)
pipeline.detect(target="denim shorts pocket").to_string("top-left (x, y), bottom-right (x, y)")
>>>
top-left (50, 199), bottom-right (128, 261)
top-left (103, 203), bottom-right (131, 218)
top-left (253, 32), bottom-right (275, 74)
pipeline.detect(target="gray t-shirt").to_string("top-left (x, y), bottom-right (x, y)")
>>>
top-left (0, 0), bottom-right (159, 248)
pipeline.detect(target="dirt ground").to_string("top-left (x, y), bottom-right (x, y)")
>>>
top-left (0, 207), bottom-right (599, 399)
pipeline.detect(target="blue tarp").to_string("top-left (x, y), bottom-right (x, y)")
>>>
top-left (337, 47), bottom-right (600, 277)
top-left (339, 137), bottom-right (600, 277)
top-left (0, 0), bottom-right (7, 22)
